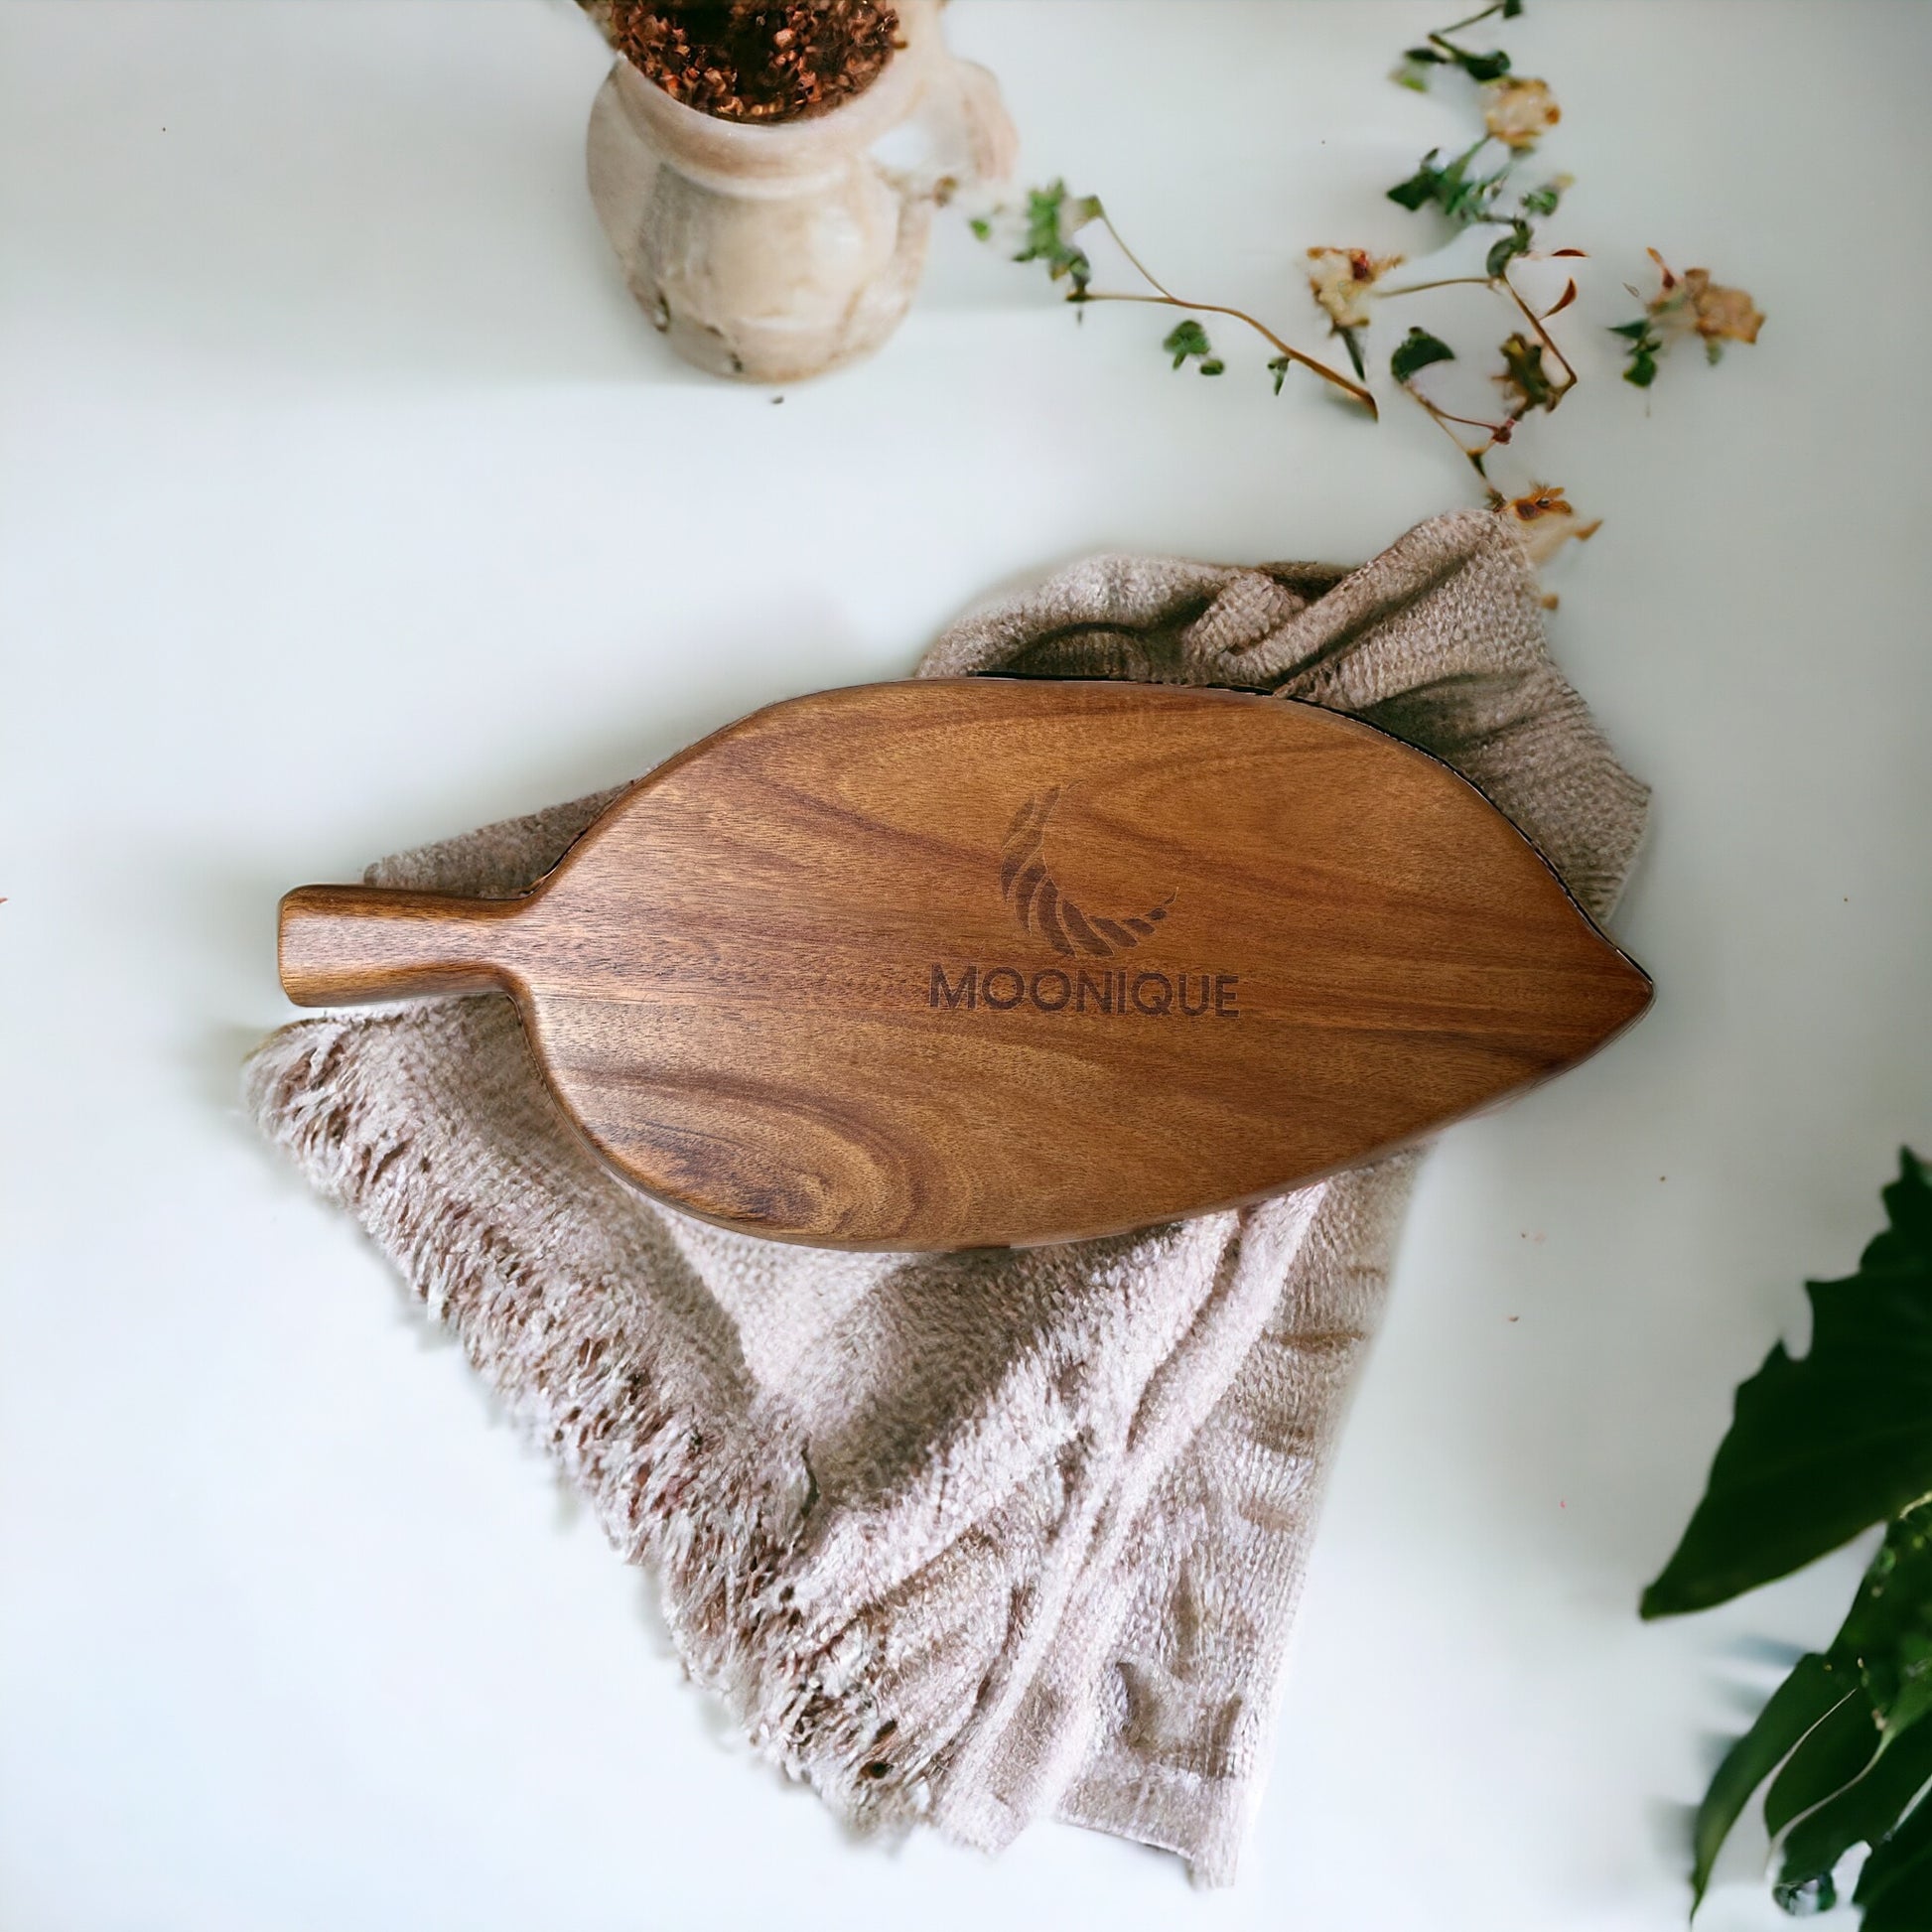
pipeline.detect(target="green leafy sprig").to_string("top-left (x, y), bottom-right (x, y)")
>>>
top-left (1610, 315), bottom-right (1665, 388)
top-left (1003, 182), bottom-right (1100, 296)
top-left (1385, 139), bottom-right (1517, 227)
top-left (1357, 5), bottom-right (1592, 484)
top-left (1645, 1152), bottom-right (1932, 1922)
top-left (986, 180), bottom-right (1376, 413)
top-left (1161, 319), bottom-right (1223, 374)
top-left (1390, 326), bottom-right (1456, 385)
top-left (1392, 0), bottom-right (1525, 90)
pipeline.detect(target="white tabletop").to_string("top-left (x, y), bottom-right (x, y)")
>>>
top-left (5, 3), bottom-right (1929, 1926)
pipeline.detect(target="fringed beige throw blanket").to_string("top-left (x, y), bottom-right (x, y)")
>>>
top-left (247, 509), bottom-right (1647, 1883)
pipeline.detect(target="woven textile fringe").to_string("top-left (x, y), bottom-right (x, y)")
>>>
top-left (246, 510), bottom-right (1647, 1882)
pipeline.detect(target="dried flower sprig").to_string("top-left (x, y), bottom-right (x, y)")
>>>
top-left (981, 183), bottom-right (1377, 414)
top-left (1308, 247), bottom-right (1404, 380)
top-left (1374, 10), bottom-right (1760, 435)
top-left (972, 4), bottom-right (1761, 579)
top-left (1357, 5), bottom-right (1593, 488)
top-left (1496, 483), bottom-right (1600, 566)
top-left (1612, 248), bottom-right (1766, 386)
top-left (1391, 0), bottom-right (1525, 90)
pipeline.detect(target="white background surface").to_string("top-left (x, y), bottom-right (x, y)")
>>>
top-left (4, 3), bottom-right (1929, 1927)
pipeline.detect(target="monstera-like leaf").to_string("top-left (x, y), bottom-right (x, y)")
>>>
top-left (1646, 1152), bottom-right (1932, 1915)
top-left (1645, 1152), bottom-right (1932, 1617)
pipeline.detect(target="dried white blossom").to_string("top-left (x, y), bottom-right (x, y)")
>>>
top-left (1496, 485), bottom-right (1599, 567)
top-left (1306, 247), bottom-right (1403, 333)
top-left (1482, 75), bottom-right (1560, 150)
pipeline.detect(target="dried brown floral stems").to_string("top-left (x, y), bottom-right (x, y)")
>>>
top-left (978, 0), bottom-right (1764, 576)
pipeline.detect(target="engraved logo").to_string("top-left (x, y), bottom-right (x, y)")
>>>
top-left (923, 787), bottom-right (1236, 1019)
top-left (999, 788), bottom-right (1176, 958)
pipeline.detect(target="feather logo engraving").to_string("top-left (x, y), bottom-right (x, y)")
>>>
top-left (1000, 788), bottom-right (1176, 957)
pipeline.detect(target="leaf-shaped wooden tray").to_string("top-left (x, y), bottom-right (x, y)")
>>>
top-left (279, 678), bottom-right (1650, 1250)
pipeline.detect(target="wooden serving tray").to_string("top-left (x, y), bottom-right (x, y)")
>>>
top-left (279, 679), bottom-right (1649, 1250)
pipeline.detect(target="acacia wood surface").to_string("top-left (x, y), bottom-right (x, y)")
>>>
top-left (279, 678), bottom-right (1651, 1250)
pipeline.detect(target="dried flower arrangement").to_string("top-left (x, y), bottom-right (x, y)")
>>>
top-left (975, 1), bottom-right (1764, 582)
top-left (582, 0), bottom-right (902, 124)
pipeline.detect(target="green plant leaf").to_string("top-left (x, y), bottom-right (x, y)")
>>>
top-left (1387, 155), bottom-right (1447, 211)
top-left (1267, 355), bottom-right (1292, 395)
top-left (1486, 219), bottom-right (1533, 277)
top-left (1689, 1652), bottom-right (1844, 1908)
top-left (1159, 317), bottom-right (1205, 368)
top-left (1776, 1708), bottom-right (1932, 1904)
top-left (1520, 179), bottom-right (1564, 217)
top-left (1497, 331), bottom-right (1555, 411)
top-left (1424, 27), bottom-right (1513, 83)
top-left (1842, 1504), bottom-right (1932, 1737)
top-left (1386, 141), bottom-right (1506, 225)
top-left (1394, 45), bottom-right (1446, 88)
top-left (1642, 1151), bottom-right (1932, 1618)
top-left (1684, 1507), bottom-right (1932, 1908)
top-left (1391, 326), bottom-right (1456, 384)
top-left (1013, 180), bottom-right (1098, 298)
top-left (1856, 1787), bottom-right (1932, 1927)
top-left (1160, 319), bottom-right (1228, 377)
top-left (1763, 1684), bottom-right (1881, 1838)
top-left (1455, 47), bottom-right (1512, 81)
top-left (1610, 315), bottom-right (1665, 387)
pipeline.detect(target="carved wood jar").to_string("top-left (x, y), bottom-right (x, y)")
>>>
top-left (586, 0), bottom-right (1015, 383)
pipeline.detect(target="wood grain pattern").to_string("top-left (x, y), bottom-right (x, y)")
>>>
top-left (279, 678), bottom-right (1651, 1250)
